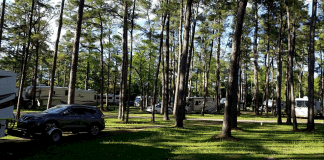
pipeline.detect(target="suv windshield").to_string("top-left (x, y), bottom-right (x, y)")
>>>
top-left (43, 105), bottom-right (69, 114)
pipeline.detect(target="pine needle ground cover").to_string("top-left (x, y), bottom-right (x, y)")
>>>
top-left (1, 117), bottom-right (323, 160)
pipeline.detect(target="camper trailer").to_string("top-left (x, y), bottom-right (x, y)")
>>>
top-left (0, 70), bottom-right (17, 138)
top-left (96, 93), bottom-right (120, 105)
top-left (185, 97), bottom-right (217, 113)
top-left (21, 85), bottom-right (97, 108)
top-left (295, 96), bottom-right (322, 118)
top-left (134, 96), bottom-right (157, 107)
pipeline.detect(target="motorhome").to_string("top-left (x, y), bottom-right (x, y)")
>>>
top-left (21, 85), bottom-right (97, 108)
top-left (295, 96), bottom-right (322, 118)
top-left (185, 97), bottom-right (217, 113)
top-left (0, 70), bottom-right (17, 138)
top-left (96, 93), bottom-right (120, 105)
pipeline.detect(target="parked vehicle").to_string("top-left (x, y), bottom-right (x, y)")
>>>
top-left (134, 96), bottom-right (157, 107)
top-left (259, 99), bottom-right (285, 112)
top-left (186, 97), bottom-right (217, 113)
top-left (0, 70), bottom-right (17, 138)
top-left (18, 85), bottom-right (97, 109)
top-left (12, 104), bottom-right (105, 142)
top-left (96, 93), bottom-right (120, 105)
top-left (146, 103), bottom-right (172, 114)
top-left (295, 96), bottom-right (322, 117)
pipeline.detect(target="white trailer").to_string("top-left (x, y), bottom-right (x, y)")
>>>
top-left (22, 85), bottom-right (98, 108)
top-left (185, 97), bottom-right (217, 113)
top-left (295, 96), bottom-right (322, 118)
top-left (134, 96), bottom-right (157, 107)
top-left (0, 70), bottom-right (17, 138)
top-left (96, 93), bottom-right (120, 105)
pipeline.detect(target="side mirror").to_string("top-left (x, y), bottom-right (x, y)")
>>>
top-left (63, 111), bottom-right (70, 115)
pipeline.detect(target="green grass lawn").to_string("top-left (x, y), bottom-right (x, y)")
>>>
top-left (1, 111), bottom-right (324, 160)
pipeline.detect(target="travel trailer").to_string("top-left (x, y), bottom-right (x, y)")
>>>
top-left (96, 93), bottom-right (120, 105)
top-left (185, 97), bottom-right (217, 113)
top-left (134, 96), bottom-right (157, 107)
top-left (21, 85), bottom-right (97, 108)
top-left (0, 70), bottom-right (17, 138)
top-left (295, 96), bottom-right (322, 118)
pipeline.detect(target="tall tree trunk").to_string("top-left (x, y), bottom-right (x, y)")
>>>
top-left (276, 9), bottom-right (283, 123)
top-left (307, 0), bottom-right (317, 131)
top-left (63, 63), bottom-right (66, 87)
top-left (68, 0), bottom-right (85, 104)
top-left (106, 33), bottom-right (111, 107)
top-left (152, 13), bottom-right (166, 122)
top-left (164, 6), bottom-right (170, 121)
top-left (32, 25), bottom-right (40, 108)
top-left (0, 0), bottom-right (5, 49)
top-left (16, 0), bottom-right (35, 119)
top-left (186, 0), bottom-right (199, 108)
top-left (218, 0), bottom-right (247, 138)
top-left (216, 14), bottom-right (221, 113)
top-left (119, 0), bottom-right (128, 121)
top-left (286, 2), bottom-right (297, 130)
top-left (99, 12), bottom-right (104, 111)
top-left (47, 0), bottom-right (65, 109)
top-left (173, 0), bottom-right (184, 115)
top-left (126, 0), bottom-right (136, 123)
top-left (253, 0), bottom-right (259, 115)
top-left (175, 0), bottom-right (193, 128)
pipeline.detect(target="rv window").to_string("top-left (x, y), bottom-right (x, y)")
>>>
top-left (65, 90), bottom-right (68, 95)
top-left (108, 97), bottom-right (113, 99)
top-left (53, 91), bottom-right (55, 95)
top-left (189, 99), bottom-right (192, 101)
top-left (195, 101), bottom-right (199, 105)
top-left (116, 97), bottom-right (119, 99)
top-left (94, 95), bottom-right (97, 100)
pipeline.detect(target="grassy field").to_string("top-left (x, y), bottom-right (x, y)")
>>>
top-left (2, 106), bottom-right (324, 160)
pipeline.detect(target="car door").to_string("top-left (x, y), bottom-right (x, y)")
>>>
top-left (60, 107), bottom-right (83, 131)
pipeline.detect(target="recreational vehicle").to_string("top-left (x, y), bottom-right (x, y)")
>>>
top-left (0, 70), bottom-right (17, 138)
top-left (21, 85), bottom-right (97, 108)
top-left (96, 93), bottom-right (120, 105)
top-left (185, 97), bottom-right (217, 113)
top-left (295, 96), bottom-right (322, 118)
top-left (134, 96), bottom-right (157, 107)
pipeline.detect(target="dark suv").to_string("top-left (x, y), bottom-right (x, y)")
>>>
top-left (17, 104), bottom-right (105, 136)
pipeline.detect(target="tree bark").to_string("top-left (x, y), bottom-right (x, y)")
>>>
top-left (99, 12), bottom-right (104, 111)
top-left (0, 0), bottom-right (6, 49)
top-left (307, 0), bottom-right (317, 131)
top-left (16, 0), bottom-right (35, 119)
top-left (119, 0), bottom-right (128, 121)
top-left (253, 0), bottom-right (259, 115)
top-left (218, 0), bottom-right (247, 137)
top-left (126, 0), bottom-right (136, 123)
top-left (164, 6), bottom-right (170, 121)
top-left (173, 0), bottom-right (184, 115)
top-left (152, 13), bottom-right (166, 122)
top-left (175, 0), bottom-right (193, 128)
top-left (68, 0), bottom-right (85, 104)
top-left (48, 0), bottom-right (65, 109)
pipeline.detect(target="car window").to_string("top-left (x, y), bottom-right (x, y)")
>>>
top-left (85, 108), bottom-right (97, 115)
top-left (43, 106), bottom-right (69, 113)
top-left (68, 108), bottom-right (86, 115)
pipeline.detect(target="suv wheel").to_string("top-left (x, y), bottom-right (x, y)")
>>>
top-left (49, 130), bottom-right (62, 142)
top-left (89, 124), bottom-right (100, 136)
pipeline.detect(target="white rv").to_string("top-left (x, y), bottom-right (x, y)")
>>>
top-left (96, 93), bottom-right (120, 105)
top-left (295, 96), bottom-right (322, 118)
top-left (22, 85), bottom-right (98, 108)
top-left (185, 97), bottom-right (217, 113)
top-left (0, 70), bottom-right (17, 138)
top-left (134, 96), bottom-right (157, 107)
